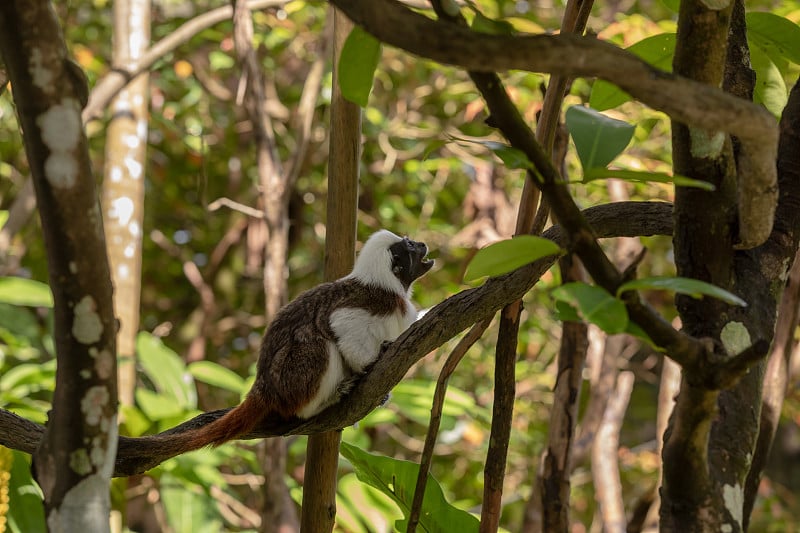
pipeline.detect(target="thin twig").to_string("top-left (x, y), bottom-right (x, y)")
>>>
top-left (408, 318), bottom-right (492, 533)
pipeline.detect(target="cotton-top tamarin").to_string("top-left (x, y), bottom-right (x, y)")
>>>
top-left (150, 230), bottom-right (433, 453)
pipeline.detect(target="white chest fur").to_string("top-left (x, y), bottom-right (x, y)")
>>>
top-left (329, 300), bottom-right (416, 373)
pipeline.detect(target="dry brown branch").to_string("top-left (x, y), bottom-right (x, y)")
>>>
top-left (83, 0), bottom-right (290, 122)
top-left (329, 0), bottom-right (778, 250)
top-left (408, 318), bottom-right (492, 532)
top-left (592, 371), bottom-right (635, 533)
top-left (0, 201), bottom-right (675, 477)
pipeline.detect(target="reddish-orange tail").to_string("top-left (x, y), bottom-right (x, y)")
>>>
top-left (170, 394), bottom-right (266, 453)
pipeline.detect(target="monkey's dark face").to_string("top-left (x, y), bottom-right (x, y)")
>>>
top-left (389, 237), bottom-right (434, 290)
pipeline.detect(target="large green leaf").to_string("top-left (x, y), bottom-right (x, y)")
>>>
top-left (746, 12), bottom-right (800, 66)
top-left (551, 282), bottom-right (629, 334)
top-left (135, 388), bottom-right (187, 421)
top-left (617, 276), bottom-right (747, 307)
top-left (188, 360), bottom-right (246, 394)
top-left (565, 106), bottom-right (635, 171)
top-left (583, 168), bottom-right (715, 191)
top-left (136, 332), bottom-right (197, 409)
top-left (339, 26), bottom-right (382, 107)
top-left (160, 473), bottom-right (223, 533)
top-left (7, 450), bottom-right (46, 533)
top-left (590, 33), bottom-right (676, 110)
top-left (340, 442), bottom-right (479, 532)
top-left (0, 277), bottom-right (54, 308)
top-left (464, 236), bottom-right (562, 281)
top-left (749, 45), bottom-right (788, 118)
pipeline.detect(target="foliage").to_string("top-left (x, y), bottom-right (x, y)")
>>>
top-left (1, 0), bottom-right (800, 531)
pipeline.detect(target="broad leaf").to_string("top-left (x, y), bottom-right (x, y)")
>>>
top-left (136, 332), bottom-right (197, 409)
top-left (583, 168), bottom-right (715, 191)
top-left (749, 45), bottom-right (787, 118)
top-left (340, 442), bottom-right (479, 532)
top-left (188, 360), bottom-right (247, 394)
top-left (746, 12), bottom-right (800, 66)
top-left (339, 26), bottom-right (382, 107)
top-left (0, 277), bottom-right (54, 308)
top-left (464, 236), bottom-right (562, 281)
top-left (565, 106), bottom-right (635, 171)
top-left (590, 33), bottom-right (676, 110)
top-left (551, 282), bottom-right (629, 334)
top-left (617, 276), bottom-right (747, 307)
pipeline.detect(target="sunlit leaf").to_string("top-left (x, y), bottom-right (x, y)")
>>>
top-left (136, 332), bottom-right (197, 409)
top-left (339, 26), bottom-right (382, 107)
top-left (749, 45), bottom-right (787, 118)
top-left (565, 106), bottom-right (635, 171)
top-left (583, 168), bottom-right (715, 191)
top-left (551, 282), bottom-right (628, 334)
top-left (188, 361), bottom-right (246, 394)
top-left (617, 276), bottom-right (747, 307)
top-left (746, 12), bottom-right (800, 66)
top-left (0, 277), bottom-right (54, 308)
top-left (464, 236), bottom-right (562, 281)
top-left (340, 442), bottom-right (479, 532)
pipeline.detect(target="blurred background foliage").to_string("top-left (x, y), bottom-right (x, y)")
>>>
top-left (0, 0), bottom-right (799, 531)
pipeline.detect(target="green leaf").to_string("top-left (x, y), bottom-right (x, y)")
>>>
top-left (746, 12), bottom-right (800, 66)
top-left (565, 106), bottom-right (635, 171)
top-left (617, 276), bottom-right (747, 307)
top-left (749, 45), bottom-right (787, 118)
top-left (484, 142), bottom-right (535, 170)
top-left (464, 236), bottom-right (562, 281)
top-left (7, 450), bottom-right (46, 533)
top-left (208, 50), bottom-right (234, 71)
top-left (135, 388), bottom-right (187, 421)
top-left (339, 26), bottom-right (382, 107)
top-left (0, 277), bottom-right (54, 307)
top-left (422, 139), bottom-right (448, 161)
top-left (160, 473), bottom-right (223, 533)
top-left (136, 332), bottom-right (197, 409)
top-left (340, 442), bottom-right (479, 532)
top-left (471, 12), bottom-right (515, 35)
top-left (188, 361), bottom-right (246, 394)
top-left (590, 33), bottom-right (676, 111)
top-left (583, 168), bottom-right (715, 191)
top-left (551, 282), bottom-right (629, 334)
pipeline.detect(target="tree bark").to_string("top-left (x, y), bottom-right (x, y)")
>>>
top-left (0, 1), bottom-right (117, 530)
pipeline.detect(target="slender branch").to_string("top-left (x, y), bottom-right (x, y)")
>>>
top-left (592, 371), bottom-right (634, 533)
top-left (408, 318), bottom-right (491, 533)
top-left (328, 0), bottom-right (778, 249)
top-left (0, 201), bottom-right (675, 477)
top-left (83, 0), bottom-right (290, 122)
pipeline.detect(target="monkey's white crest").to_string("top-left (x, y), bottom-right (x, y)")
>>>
top-left (348, 230), bottom-right (406, 294)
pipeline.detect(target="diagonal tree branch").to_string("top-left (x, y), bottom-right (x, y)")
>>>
top-left (0, 201), bottom-right (674, 477)
top-left (328, 0), bottom-right (778, 249)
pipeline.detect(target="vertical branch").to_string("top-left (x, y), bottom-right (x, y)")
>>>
top-left (537, 257), bottom-right (587, 532)
top-left (230, 1), bottom-right (298, 531)
top-left (300, 8), bottom-right (360, 533)
top-left (408, 319), bottom-right (492, 532)
top-left (0, 1), bottom-right (117, 528)
top-left (591, 371), bottom-right (635, 533)
top-left (102, 0), bottom-right (150, 410)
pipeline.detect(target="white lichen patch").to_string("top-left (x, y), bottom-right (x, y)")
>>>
top-left (90, 348), bottom-right (114, 380)
top-left (117, 264), bottom-right (130, 280)
top-left (81, 386), bottom-right (109, 427)
top-left (36, 100), bottom-right (82, 189)
top-left (69, 261), bottom-right (78, 274)
top-left (125, 158), bottom-right (143, 179)
top-left (721, 322), bottom-right (751, 357)
top-left (69, 448), bottom-right (92, 475)
top-left (108, 196), bottom-right (134, 226)
top-left (73, 296), bottom-right (103, 345)
top-left (29, 48), bottom-right (54, 92)
top-left (48, 470), bottom-right (113, 532)
top-left (723, 483), bottom-right (744, 527)
top-left (721, 524), bottom-right (733, 533)
top-left (689, 128), bottom-right (725, 159)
